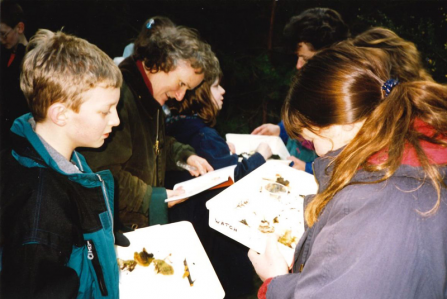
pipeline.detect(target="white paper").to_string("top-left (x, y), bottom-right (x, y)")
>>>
top-left (116, 221), bottom-right (225, 299)
top-left (226, 133), bottom-right (290, 160)
top-left (165, 165), bottom-right (237, 202)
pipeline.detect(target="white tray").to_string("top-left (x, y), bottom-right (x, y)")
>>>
top-left (206, 161), bottom-right (318, 266)
top-left (116, 221), bottom-right (225, 299)
top-left (226, 133), bottom-right (290, 160)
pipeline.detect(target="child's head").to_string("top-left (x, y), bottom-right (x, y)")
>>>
top-left (283, 41), bottom-right (447, 226)
top-left (284, 8), bottom-right (350, 69)
top-left (20, 29), bottom-right (122, 122)
top-left (0, 1), bottom-right (26, 49)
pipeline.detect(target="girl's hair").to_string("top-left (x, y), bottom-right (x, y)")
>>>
top-left (133, 16), bottom-right (218, 83)
top-left (352, 27), bottom-right (432, 82)
top-left (168, 58), bottom-right (222, 126)
top-left (283, 42), bottom-right (447, 227)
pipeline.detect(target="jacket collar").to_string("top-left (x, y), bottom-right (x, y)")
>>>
top-left (119, 56), bottom-right (161, 118)
top-left (313, 122), bottom-right (447, 186)
top-left (10, 114), bottom-right (111, 187)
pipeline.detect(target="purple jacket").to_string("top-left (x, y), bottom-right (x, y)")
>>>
top-left (264, 145), bottom-right (447, 298)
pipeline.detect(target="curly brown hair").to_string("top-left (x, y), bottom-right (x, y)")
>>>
top-left (133, 17), bottom-right (218, 83)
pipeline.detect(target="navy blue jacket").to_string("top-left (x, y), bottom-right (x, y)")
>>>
top-left (166, 115), bottom-right (265, 182)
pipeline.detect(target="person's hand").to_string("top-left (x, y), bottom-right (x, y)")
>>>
top-left (251, 124), bottom-right (280, 136)
top-left (227, 142), bottom-right (236, 154)
top-left (166, 187), bottom-right (188, 208)
top-left (248, 233), bottom-right (289, 282)
top-left (186, 155), bottom-right (214, 176)
top-left (287, 156), bottom-right (306, 171)
top-left (256, 142), bottom-right (272, 160)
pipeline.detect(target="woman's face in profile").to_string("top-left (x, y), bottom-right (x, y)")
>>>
top-left (210, 79), bottom-right (225, 110)
top-left (147, 60), bottom-right (204, 106)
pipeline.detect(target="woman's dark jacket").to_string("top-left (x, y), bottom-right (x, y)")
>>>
top-left (81, 56), bottom-right (195, 228)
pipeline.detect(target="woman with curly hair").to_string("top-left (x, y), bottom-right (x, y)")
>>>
top-left (81, 17), bottom-right (218, 228)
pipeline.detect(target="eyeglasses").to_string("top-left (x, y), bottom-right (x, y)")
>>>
top-left (0, 28), bottom-right (13, 40)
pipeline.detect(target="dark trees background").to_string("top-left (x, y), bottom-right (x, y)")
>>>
top-left (17, 0), bottom-right (447, 135)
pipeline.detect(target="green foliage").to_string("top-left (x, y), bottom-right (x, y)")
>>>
top-left (356, 8), bottom-right (447, 83)
top-left (215, 50), bottom-right (295, 136)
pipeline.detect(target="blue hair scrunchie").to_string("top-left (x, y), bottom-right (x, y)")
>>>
top-left (146, 19), bottom-right (155, 29)
top-left (382, 79), bottom-right (400, 97)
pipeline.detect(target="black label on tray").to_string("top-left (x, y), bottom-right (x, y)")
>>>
top-left (214, 218), bottom-right (238, 232)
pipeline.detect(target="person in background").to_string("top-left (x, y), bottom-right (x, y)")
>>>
top-left (1, 29), bottom-right (122, 298)
top-left (251, 8), bottom-right (350, 174)
top-left (81, 17), bottom-right (217, 229)
top-left (165, 59), bottom-right (272, 298)
top-left (0, 1), bottom-right (29, 151)
top-left (249, 40), bottom-right (447, 298)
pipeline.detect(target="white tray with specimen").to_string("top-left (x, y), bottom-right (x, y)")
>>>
top-left (206, 161), bottom-right (318, 266)
top-left (116, 221), bottom-right (225, 299)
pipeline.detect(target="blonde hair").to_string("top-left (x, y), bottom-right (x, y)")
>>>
top-left (20, 29), bottom-right (122, 122)
top-left (283, 42), bottom-right (447, 227)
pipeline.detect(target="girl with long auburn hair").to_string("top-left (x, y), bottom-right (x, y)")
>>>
top-left (249, 41), bottom-right (447, 298)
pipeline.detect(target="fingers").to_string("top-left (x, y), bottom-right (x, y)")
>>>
top-left (251, 125), bottom-right (265, 135)
top-left (167, 197), bottom-right (189, 208)
top-left (227, 142), bottom-right (236, 154)
top-left (186, 155), bottom-right (214, 176)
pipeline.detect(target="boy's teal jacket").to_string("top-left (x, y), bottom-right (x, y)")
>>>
top-left (0, 114), bottom-right (119, 298)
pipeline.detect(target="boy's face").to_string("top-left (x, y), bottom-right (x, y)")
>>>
top-left (65, 86), bottom-right (120, 149)
top-left (295, 42), bottom-right (316, 70)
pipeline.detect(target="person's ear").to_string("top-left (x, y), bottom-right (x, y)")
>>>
top-left (47, 103), bottom-right (69, 126)
top-left (16, 22), bottom-right (25, 34)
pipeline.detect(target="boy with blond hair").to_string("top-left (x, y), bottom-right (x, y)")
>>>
top-left (0, 29), bottom-right (122, 298)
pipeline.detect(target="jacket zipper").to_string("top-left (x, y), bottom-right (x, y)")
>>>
top-left (96, 174), bottom-right (114, 243)
top-left (86, 240), bottom-right (108, 296)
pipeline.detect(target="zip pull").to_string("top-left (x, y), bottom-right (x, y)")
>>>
top-left (86, 240), bottom-right (94, 260)
top-left (154, 109), bottom-right (160, 156)
top-left (85, 239), bottom-right (108, 296)
top-left (154, 140), bottom-right (160, 156)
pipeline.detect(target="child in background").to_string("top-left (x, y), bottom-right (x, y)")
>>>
top-left (165, 60), bottom-right (272, 297)
top-left (251, 8), bottom-right (350, 173)
top-left (0, 29), bottom-right (122, 298)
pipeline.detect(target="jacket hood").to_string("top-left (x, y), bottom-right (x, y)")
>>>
top-left (10, 113), bottom-right (112, 188)
top-left (166, 115), bottom-right (206, 144)
top-left (313, 122), bottom-right (447, 191)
